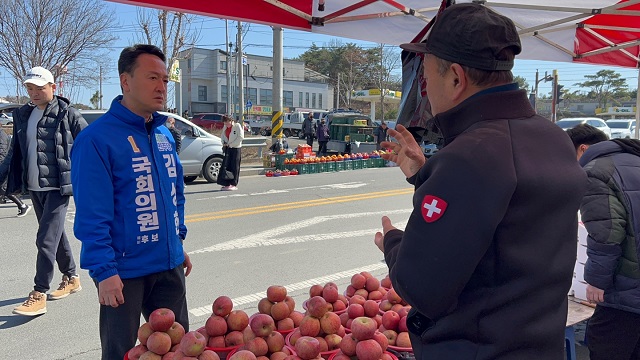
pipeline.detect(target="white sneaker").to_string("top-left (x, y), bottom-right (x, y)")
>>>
top-left (228, 186), bottom-right (238, 191)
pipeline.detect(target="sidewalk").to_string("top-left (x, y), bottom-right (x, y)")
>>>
top-left (240, 160), bottom-right (269, 177)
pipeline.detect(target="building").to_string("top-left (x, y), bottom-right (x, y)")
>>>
top-left (175, 47), bottom-right (333, 119)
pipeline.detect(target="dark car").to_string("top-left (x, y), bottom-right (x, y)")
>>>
top-left (190, 113), bottom-right (225, 131)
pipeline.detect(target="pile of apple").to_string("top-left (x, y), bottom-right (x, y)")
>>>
top-left (306, 282), bottom-right (348, 313)
top-left (127, 308), bottom-right (218, 360)
top-left (233, 313), bottom-right (293, 360)
top-left (200, 296), bottom-right (251, 349)
top-left (257, 285), bottom-right (305, 331)
top-left (288, 294), bottom-right (346, 355)
top-left (340, 296), bottom-right (382, 331)
top-left (377, 288), bottom-right (412, 350)
top-left (334, 317), bottom-right (393, 360)
top-left (345, 272), bottom-right (388, 302)
top-left (378, 288), bottom-right (410, 316)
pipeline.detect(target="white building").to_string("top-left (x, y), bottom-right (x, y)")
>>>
top-left (175, 47), bottom-right (333, 119)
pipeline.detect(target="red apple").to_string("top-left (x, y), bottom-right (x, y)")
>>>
top-left (380, 276), bottom-right (392, 289)
top-left (372, 331), bottom-right (389, 352)
top-left (206, 315), bottom-right (228, 337)
top-left (284, 296), bottom-right (296, 313)
top-left (128, 344), bottom-right (148, 360)
top-left (207, 335), bottom-right (225, 348)
top-left (299, 315), bottom-right (321, 337)
top-left (348, 295), bottom-right (366, 307)
top-left (270, 301), bottom-right (291, 321)
top-left (180, 331), bottom-right (207, 357)
top-left (309, 284), bottom-right (323, 298)
top-left (347, 304), bottom-right (364, 319)
top-left (270, 352), bottom-right (288, 360)
top-left (333, 353), bottom-right (351, 360)
top-left (379, 300), bottom-right (393, 312)
top-left (277, 317), bottom-right (295, 331)
top-left (229, 350), bottom-right (258, 360)
top-left (147, 332), bottom-right (172, 355)
top-left (198, 350), bottom-right (221, 360)
top-left (149, 308), bottom-right (176, 332)
top-left (339, 334), bottom-right (357, 356)
top-left (396, 332), bottom-right (411, 348)
top-left (345, 285), bottom-right (356, 298)
top-left (306, 296), bottom-right (328, 318)
top-left (386, 289), bottom-right (402, 304)
top-left (363, 300), bottom-right (379, 318)
top-left (314, 336), bottom-right (329, 352)
top-left (350, 274), bottom-right (366, 289)
top-left (354, 289), bottom-right (369, 299)
top-left (267, 285), bottom-right (287, 303)
top-left (382, 330), bottom-right (397, 346)
top-left (398, 316), bottom-right (408, 332)
top-left (351, 317), bottom-right (377, 341)
top-left (161, 352), bottom-right (175, 360)
top-left (250, 313), bottom-right (276, 337)
top-left (294, 336), bottom-right (321, 360)
top-left (368, 291), bottom-right (383, 301)
top-left (212, 296), bottom-right (234, 317)
top-left (266, 331), bottom-right (285, 353)
top-left (226, 331), bottom-right (246, 347)
top-left (167, 322), bottom-right (186, 345)
top-left (243, 337), bottom-right (269, 356)
top-left (258, 298), bottom-right (274, 315)
top-left (324, 334), bottom-right (342, 350)
top-left (339, 312), bottom-right (349, 327)
top-left (381, 312), bottom-right (400, 332)
top-left (227, 310), bottom-right (250, 331)
top-left (243, 326), bottom-right (256, 343)
top-left (356, 339), bottom-right (383, 360)
top-left (288, 328), bottom-right (302, 346)
top-left (360, 271), bottom-right (374, 279)
top-left (140, 351), bottom-right (162, 360)
top-left (322, 286), bottom-right (339, 303)
top-left (289, 311), bottom-right (304, 327)
top-left (319, 312), bottom-right (341, 335)
top-left (138, 322), bottom-right (155, 345)
top-left (332, 300), bottom-right (347, 313)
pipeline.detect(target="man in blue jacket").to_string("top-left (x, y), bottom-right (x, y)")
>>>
top-left (567, 124), bottom-right (640, 360)
top-left (71, 44), bottom-right (192, 360)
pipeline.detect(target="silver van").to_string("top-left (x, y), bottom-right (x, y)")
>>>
top-left (79, 110), bottom-right (224, 183)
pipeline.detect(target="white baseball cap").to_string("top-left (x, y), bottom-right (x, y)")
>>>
top-left (23, 67), bottom-right (55, 87)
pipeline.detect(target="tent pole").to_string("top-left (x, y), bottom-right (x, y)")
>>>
top-left (635, 67), bottom-right (639, 139)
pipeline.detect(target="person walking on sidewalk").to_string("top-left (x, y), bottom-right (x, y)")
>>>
top-left (567, 124), bottom-right (640, 360)
top-left (302, 112), bottom-right (315, 147)
top-left (0, 66), bottom-right (87, 316)
top-left (0, 128), bottom-right (30, 217)
top-left (71, 44), bottom-right (192, 360)
top-left (218, 115), bottom-right (244, 191)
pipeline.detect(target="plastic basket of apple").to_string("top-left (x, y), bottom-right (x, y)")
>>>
top-left (332, 316), bottom-right (400, 360)
top-left (286, 330), bottom-right (342, 360)
top-left (344, 272), bottom-right (387, 303)
top-left (219, 313), bottom-right (294, 360)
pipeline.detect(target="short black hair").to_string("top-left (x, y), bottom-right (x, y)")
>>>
top-left (118, 44), bottom-right (166, 75)
top-left (566, 124), bottom-right (608, 150)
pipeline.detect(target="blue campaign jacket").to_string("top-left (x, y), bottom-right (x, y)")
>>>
top-left (71, 96), bottom-right (187, 282)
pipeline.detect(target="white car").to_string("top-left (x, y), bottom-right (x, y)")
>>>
top-left (556, 117), bottom-right (611, 138)
top-left (606, 119), bottom-right (637, 139)
top-left (79, 110), bottom-right (224, 183)
top-left (0, 113), bottom-right (12, 126)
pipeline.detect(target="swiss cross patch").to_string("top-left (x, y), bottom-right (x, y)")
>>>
top-left (421, 195), bottom-right (447, 223)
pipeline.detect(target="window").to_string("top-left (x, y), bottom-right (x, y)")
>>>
top-left (220, 61), bottom-right (227, 70)
top-left (247, 88), bottom-right (258, 104)
top-left (284, 91), bottom-right (293, 107)
top-left (299, 92), bottom-right (303, 107)
top-left (312, 93), bottom-right (316, 108)
top-left (260, 89), bottom-right (273, 105)
top-left (577, 104), bottom-right (584, 111)
top-left (319, 94), bottom-right (323, 109)
top-left (221, 85), bottom-right (227, 103)
top-left (198, 86), bottom-right (207, 102)
top-left (203, 114), bottom-right (222, 120)
top-left (305, 92), bottom-right (310, 108)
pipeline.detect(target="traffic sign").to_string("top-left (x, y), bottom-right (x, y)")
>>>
top-left (246, 100), bottom-right (252, 108)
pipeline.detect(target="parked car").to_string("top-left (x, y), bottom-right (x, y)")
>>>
top-left (190, 112), bottom-right (250, 133)
top-left (556, 117), bottom-right (611, 138)
top-left (606, 119), bottom-right (637, 139)
top-left (0, 113), bottom-right (12, 126)
top-left (79, 110), bottom-right (224, 183)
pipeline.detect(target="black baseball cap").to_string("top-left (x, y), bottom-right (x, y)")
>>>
top-left (400, 3), bottom-right (522, 71)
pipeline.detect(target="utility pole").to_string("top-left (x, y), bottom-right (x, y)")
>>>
top-left (237, 21), bottom-right (244, 124)
top-left (551, 69), bottom-right (558, 123)
top-left (336, 73), bottom-right (340, 109)
top-left (271, 27), bottom-right (284, 141)
top-left (225, 20), bottom-right (232, 115)
top-left (99, 66), bottom-right (103, 109)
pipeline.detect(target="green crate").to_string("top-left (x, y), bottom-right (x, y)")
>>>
top-left (344, 160), bottom-right (353, 170)
top-left (362, 158), bottom-right (371, 168)
top-left (308, 163), bottom-right (319, 174)
top-left (370, 158), bottom-right (384, 167)
top-left (327, 161), bottom-right (337, 172)
top-left (275, 154), bottom-right (294, 170)
top-left (352, 159), bottom-right (363, 169)
top-left (318, 163), bottom-right (329, 172)
top-left (336, 161), bottom-right (346, 171)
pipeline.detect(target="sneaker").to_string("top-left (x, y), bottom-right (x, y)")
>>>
top-left (221, 186), bottom-right (231, 191)
top-left (13, 291), bottom-right (47, 316)
top-left (16, 204), bottom-right (31, 218)
top-left (49, 275), bottom-right (82, 300)
top-left (228, 186), bottom-right (238, 191)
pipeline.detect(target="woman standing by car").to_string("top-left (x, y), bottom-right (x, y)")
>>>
top-left (218, 115), bottom-right (244, 191)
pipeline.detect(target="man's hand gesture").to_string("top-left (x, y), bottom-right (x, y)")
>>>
top-left (380, 124), bottom-right (426, 178)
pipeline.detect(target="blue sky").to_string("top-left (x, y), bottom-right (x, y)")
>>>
top-left (1, 2), bottom-right (637, 107)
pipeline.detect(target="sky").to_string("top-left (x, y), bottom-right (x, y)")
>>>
top-left (0, 1), bottom-right (638, 108)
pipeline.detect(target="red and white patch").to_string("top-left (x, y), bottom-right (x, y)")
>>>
top-left (421, 195), bottom-right (447, 223)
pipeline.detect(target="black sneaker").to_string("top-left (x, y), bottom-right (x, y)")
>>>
top-left (17, 205), bottom-right (31, 218)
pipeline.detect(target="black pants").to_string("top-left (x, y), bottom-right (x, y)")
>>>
top-left (96, 266), bottom-right (189, 360)
top-left (318, 141), bottom-right (328, 156)
top-left (306, 134), bottom-right (314, 147)
top-left (587, 305), bottom-right (640, 360)
top-left (1, 179), bottom-right (25, 208)
top-left (219, 147), bottom-right (241, 187)
top-left (30, 190), bottom-right (76, 293)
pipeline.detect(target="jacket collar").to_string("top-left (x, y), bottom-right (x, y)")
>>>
top-left (107, 95), bottom-right (167, 131)
top-left (579, 141), bottom-right (622, 166)
top-left (434, 88), bottom-right (535, 146)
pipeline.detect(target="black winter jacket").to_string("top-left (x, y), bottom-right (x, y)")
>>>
top-left (383, 88), bottom-right (587, 360)
top-left (579, 139), bottom-right (640, 315)
top-left (0, 96), bottom-right (87, 196)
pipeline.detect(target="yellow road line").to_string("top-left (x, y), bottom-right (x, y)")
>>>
top-left (185, 188), bottom-right (413, 223)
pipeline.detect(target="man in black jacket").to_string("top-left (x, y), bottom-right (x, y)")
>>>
top-left (0, 67), bottom-right (87, 316)
top-left (374, 4), bottom-right (587, 359)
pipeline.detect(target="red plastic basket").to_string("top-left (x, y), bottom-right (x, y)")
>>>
top-left (327, 350), bottom-right (399, 360)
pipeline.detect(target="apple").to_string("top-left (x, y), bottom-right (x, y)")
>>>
top-left (140, 351), bottom-right (162, 360)
top-left (298, 315), bottom-right (321, 337)
top-left (243, 337), bottom-right (269, 356)
top-left (397, 307), bottom-right (410, 318)
top-left (355, 339), bottom-right (383, 360)
top-left (258, 298), bottom-right (274, 315)
top-left (332, 353), bottom-right (351, 360)
top-left (382, 330), bottom-right (397, 346)
top-left (147, 332), bottom-right (172, 355)
top-left (372, 331), bottom-right (389, 352)
top-left (350, 274), bottom-right (366, 290)
top-left (324, 334), bottom-right (342, 351)
top-left (398, 316), bottom-right (408, 332)
top-left (322, 286), bottom-right (339, 303)
top-left (325, 282), bottom-right (338, 289)
top-left (198, 350), bottom-right (221, 360)
top-left (212, 296), bottom-right (234, 317)
top-left (149, 308), bottom-right (176, 332)
top-left (294, 336), bottom-right (321, 360)
top-left (269, 352), bottom-right (288, 360)
top-left (284, 296), bottom-right (296, 314)
top-left (289, 311), bottom-right (304, 327)
top-left (373, 315), bottom-right (383, 328)
top-left (348, 295), bottom-right (366, 307)
top-left (161, 352), bottom-right (175, 360)
top-left (386, 288), bottom-right (402, 304)
top-left (227, 310), bottom-right (250, 331)
top-left (180, 331), bottom-right (207, 357)
top-left (309, 284), bottom-right (323, 298)
top-left (363, 300), bottom-right (379, 318)
top-left (267, 285), bottom-right (287, 303)
top-left (266, 331), bottom-right (285, 353)
top-left (128, 344), bottom-right (148, 360)
top-left (360, 271), bottom-right (374, 279)
top-left (395, 332), bottom-right (411, 348)
top-left (381, 312), bottom-right (400, 332)
top-left (288, 328), bottom-right (302, 346)
top-left (338, 334), bottom-right (357, 356)
top-left (206, 315), bottom-right (228, 337)
top-left (250, 313), bottom-right (276, 337)
top-left (319, 312), bottom-right (341, 335)
top-left (332, 300), bottom-right (347, 313)
top-left (339, 312), bottom-right (349, 327)
top-left (347, 304), bottom-right (364, 319)
top-left (380, 275), bottom-right (392, 289)
top-left (314, 336), bottom-right (328, 352)
top-left (225, 331), bottom-right (245, 347)
top-left (345, 285), bottom-right (356, 298)
top-left (229, 350), bottom-right (258, 360)
top-left (336, 325), bottom-right (346, 337)
top-left (391, 304), bottom-right (404, 313)
top-left (270, 301), bottom-right (291, 321)
top-left (368, 290), bottom-right (383, 301)
top-left (350, 317), bottom-right (377, 341)
top-left (354, 289), bottom-right (369, 299)
top-left (277, 317), bottom-right (295, 331)
top-left (208, 335), bottom-right (226, 348)
top-left (138, 322), bottom-right (155, 345)
top-left (167, 322), bottom-right (186, 345)
top-left (197, 327), bottom-right (209, 340)
top-left (306, 296), bottom-right (328, 318)
top-left (243, 326), bottom-right (257, 343)
top-left (381, 353), bottom-right (394, 360)
top-left (379, 300), bottom-right (393, 312)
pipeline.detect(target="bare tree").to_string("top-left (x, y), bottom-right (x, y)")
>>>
top-left (136, 9), bottom-right (200, 107)
top-left (372, 44), bottom-right (401, 120)
top-left (0, 0), bottom-right (117, 101)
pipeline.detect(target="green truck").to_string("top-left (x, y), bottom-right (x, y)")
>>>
top-left (325, 112), bottom-right (378, 154)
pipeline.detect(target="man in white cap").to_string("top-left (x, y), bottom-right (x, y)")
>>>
top-left (0, 66), bottom-right (87, 316)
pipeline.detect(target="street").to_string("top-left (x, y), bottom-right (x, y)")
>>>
top-left (0, 166), bottom-right (414, 359)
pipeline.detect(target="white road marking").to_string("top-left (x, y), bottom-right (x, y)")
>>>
top-left (195, 182), bottom-right (370, 201)
top-left (188, 263), bottom-right (388, 317)
top-left (189, 209), bottom-right (412, 254)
